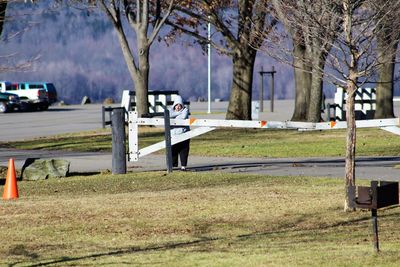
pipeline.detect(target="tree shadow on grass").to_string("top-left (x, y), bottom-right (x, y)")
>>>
top-left (9, 237), bottom-right (219, 267)
top-left (68, 171), bottom-right (101, 177)
top-left (188, 156), bottom-right (400, 175)
top-left (9, 209), bottom-right (399, 267)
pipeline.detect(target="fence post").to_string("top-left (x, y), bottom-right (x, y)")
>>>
top-left (259, 66), bottom-right (264, 112)
top-left (102, 106), bottom-right (106, 128)
top-left (163, 109), bottom-right (173, 173)
top-left (326, 103), bottom-right (331, 122)
top-left (372, 208), bottom-right (380, 252)
top-left (111, 107), bottom-right (127, 174)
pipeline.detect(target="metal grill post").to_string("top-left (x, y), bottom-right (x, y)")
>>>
top-left (372, 209), bottom-right (380, 252)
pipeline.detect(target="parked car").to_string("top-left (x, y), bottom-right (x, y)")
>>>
top-left (0, 91), bottom-right (20, 113)
top-left (18, 82), bottom-right (58, 104)
top-left (0, 81), bottom-right (49, 111)
top-left (44, 83), bottom-right (58, 104)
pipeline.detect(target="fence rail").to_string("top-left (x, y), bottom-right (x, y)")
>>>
top-left (128, 111), bottom-right (400, 169)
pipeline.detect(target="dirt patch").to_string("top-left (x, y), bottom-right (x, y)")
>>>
top-left (0, 166), bottom-right (7, 183)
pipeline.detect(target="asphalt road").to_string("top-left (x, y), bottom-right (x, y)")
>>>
top-left (1, 148), bottom-right (400, 181)
top-left (1, 100), bottom-right (400, 181)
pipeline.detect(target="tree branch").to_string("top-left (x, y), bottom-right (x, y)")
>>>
top-left (148, 0), bottom-right (175, 46)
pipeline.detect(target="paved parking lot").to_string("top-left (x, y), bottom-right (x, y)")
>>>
top-left (0, 104), bottom-right (107, 142)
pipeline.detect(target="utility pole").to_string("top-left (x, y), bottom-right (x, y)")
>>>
top-left (207, 17), bottom-right (212, 114)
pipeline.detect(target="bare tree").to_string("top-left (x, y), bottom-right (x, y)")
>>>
top-left (100, 0), bottom-right (175, 116)
top-left (169, 0), bottom-right (276, 120)
top-left (66, 0), bottom-right (175, 116)
top-left (260, 0), bottom-right (400, 211)
top-left (266, 0), bottom-right (341, 122)
top-left (330, 0), bottom-right (400, 210)
top-left (0, 0), bottom-right (40, 72)
top-left (269, 1), bottom-right (311, 121)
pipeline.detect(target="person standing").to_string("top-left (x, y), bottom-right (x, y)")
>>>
top-left (169, 95), bottom-right (190, 171)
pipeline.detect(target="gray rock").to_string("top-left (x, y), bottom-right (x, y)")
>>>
top-left (81, 96), bottom-right (91, 105)
top-left (21, 159), bottom-right (70, 181)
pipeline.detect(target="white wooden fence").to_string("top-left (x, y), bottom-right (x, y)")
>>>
top-left (128, 111), bottom-right (400, 162)
top-left (333, 87), bottom-right (376, 121)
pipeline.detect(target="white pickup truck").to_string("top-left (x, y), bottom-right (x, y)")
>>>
top-left (0, 81), bottom-right (49, 110)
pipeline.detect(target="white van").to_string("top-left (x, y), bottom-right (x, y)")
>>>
top-left (19, 82), bottom-right (58, 104)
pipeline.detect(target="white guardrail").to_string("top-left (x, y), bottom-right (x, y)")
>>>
top-left (128, 111), bottom-right (400, 162)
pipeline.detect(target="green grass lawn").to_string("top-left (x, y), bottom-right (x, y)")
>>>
top-left (2, 127), bottom-right (400, 158)
top-left (1, 172), bottom-right (400, 266)
top-left (1, 125), bottom-right (400, 265)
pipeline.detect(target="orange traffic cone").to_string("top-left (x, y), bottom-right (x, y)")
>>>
top-left (3, 158), bottom-right (18, 200)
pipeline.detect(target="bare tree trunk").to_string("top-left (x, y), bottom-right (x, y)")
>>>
top-left (113, 26), bottom-right (149, 116)
top-left (374, 4), bottom-right (400, 119)
top-left (344, 77), bottom-right (357, 211)
top-left (291, 44), bottom-right (311, 121)
top-left (99, 0), bottom-right (174, 117)
top-left (136, 39), bottom-right (150, 116)
top-left (342, 0), bottom-right (356, 212)
top-left (307, 58), bottom-right (325, 122)
top-left (0, 1), bottom-right (7, 37)
top-left (226, 50), bottom-right (256, 120)
top-left (375, 45), bottom-right (396, 118)
top-left (134, 72), bottom-right (149, 116)
top-left (375, 61), bottom-right (395, 118)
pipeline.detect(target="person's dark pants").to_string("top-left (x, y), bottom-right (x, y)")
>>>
top-left (172, 139), bottom-right (190, 167)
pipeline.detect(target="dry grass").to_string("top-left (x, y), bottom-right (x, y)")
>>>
top-left (1, 172), bottom-right (400, 266)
